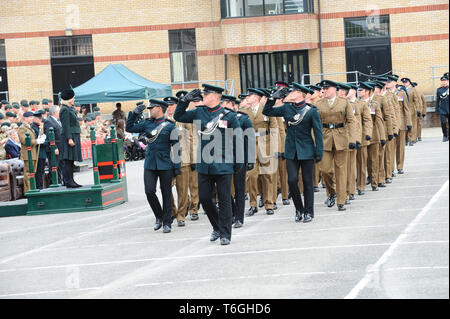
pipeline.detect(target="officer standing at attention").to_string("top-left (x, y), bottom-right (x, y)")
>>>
top-left (315, 80), bottom-right (357, 211)
top-left (174, 84), bottom-right (243, 246)
top-left (221, 94), bottom-right (256, 228)
top-left (263, 83), bottom-right (323, 222)
top-left (126, 99), bottom-right (181, 234)
top-left (436, 74), bottom-right (449, 142)
top-left (411, 81), bottom-right (427, 142)
top-left (240, 88), bottom-right (278, 216)
top-left (59, 89), bottom-right (83, 188)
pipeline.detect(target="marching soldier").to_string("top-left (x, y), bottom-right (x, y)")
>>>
top-left (412, 81), bottom-right (427, 142)
top-left (315, 80), bottom-right (357, 211)
top-left (126, 99), bottom-right (181, 234)
top-left (263, 83), bottom-right (323, 222)
top-left (436, 74), bottom-right (449, 142)
top-left (372, 80), bottom-right (395, 188)
top-left (174, 84), bottom-right (244, 246)
top-left (165, 96), bottom-right (192, 227)
top-left (359, 82), bottom-right (386, 191)
top-left (307, 84), bottom-right (323, 192)
top-left (221, 94), bottom-right (256, 228)
top-left (401, 78), bottom-right (422, 145)
top-left (240, 88), bottom-right (278, 216)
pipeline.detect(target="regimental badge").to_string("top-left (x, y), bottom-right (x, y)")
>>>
top-left (293, 114), bottom-right (300, 121)
top-left (151, 129), bottom-right (157, 136)
top-left (352, 108), bottom-right (356, 114)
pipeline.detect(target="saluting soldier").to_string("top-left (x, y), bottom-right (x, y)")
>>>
top-left (401, 77), bottom-right (422, 146)
top-left (315, 80), bottom-right (357, 211)
top-left (221, 94), bottom-right (256, 228)
top-left (126, 99), bottom-right (181, 234)
top-left (165, 96), bottom-right (192, 227)
top-left (359, 82), bottom-right (386, 191)
top-left (436, 75), bottom-right (449, 142)
top-left (240, 88), bottom-right (278, 216)
top-left (263, 83), bottom-right (323, 222)
top-left (174, 84), bottom-right (244, 246)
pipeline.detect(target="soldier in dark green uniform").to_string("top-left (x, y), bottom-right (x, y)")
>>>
top-left (436, 75), bottom-right (449, 142)
top-left (174, 84), bottom-right (244, 245)
top-left (263, 83), bottom-right (323, 223)
top-left (126, 99), bottom-right (181, 233)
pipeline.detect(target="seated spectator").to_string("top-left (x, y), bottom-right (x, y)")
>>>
top-left (4, 129), bottom-right (21, 159)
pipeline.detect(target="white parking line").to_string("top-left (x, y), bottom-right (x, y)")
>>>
top-left (344, 179), bottom-right (449, 299)
top-left (0, 240), bottom-right (447, 274)
top-left (0, 287), bottom-right (101, 298)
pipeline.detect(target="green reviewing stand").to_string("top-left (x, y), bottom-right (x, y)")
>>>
top-left (25, 126), bottom-right (128, 216)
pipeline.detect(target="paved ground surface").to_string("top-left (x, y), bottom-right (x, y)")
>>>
top-left (0, 128), bottom-right (448, 299)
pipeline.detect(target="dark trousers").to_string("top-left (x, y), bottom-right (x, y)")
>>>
top-left (286, 159), bottom-right (314, 216)
top-left (47, 152), bottom-right (65, 184)
top-left (63, 160), bottom-right (75, 185)
top-left (441, 114), bottom-right (449, 137)
top-left (231, 166), bottom-right (247, 223)
top-left (198, 173), bottom-right (233, 240)
top-left (144, 169), bottom-right (174, 227)
top-left (35, 158), bottom-right (46, 190)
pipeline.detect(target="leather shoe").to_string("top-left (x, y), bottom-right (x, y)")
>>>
top-left (282, 199), bottom-right (290, 205)
top-left (386, 178), bottom-right (392, 184)
top-left (210, 231), bottom-right (220, 242)
top-left (177, 220), bottom-right (185, 227)
top-left (273, 203), bottom-right (278, 210)
top-left (154, 219), bottom-right (162, 231)
top-left (338, 204), bottom-right (346, 212)
top-left (345, 199), bottom-right (351, 205)
top-left (314, 187), bottom-right (320, 193)
top-left (234, 220), bottom-right (243, 228)
top-left (65, 182), bottom-right (80, 189)
top-left (295, 210), bottom-right (303, 222)
top-left (303, 213), bottom-right (313, 223)
top-left (258, 197), bottom-right (264, 208)
top-left (349, 194), bottom-right (355, 200)
top-left (378, 183), bottom-right (387, 188)
top-left (163, 225), bottom-right (171, 233)
top-left (190, 214), bottom-right (199, 221)
top-left (358, 190), bottom-right (365, 196)
top-left (220, 238), bottom-right (231, 245)
top-left (398, 169), bottom-right (404, 174)
top-left (372, 186), bottom-right (379, 191)
top-left (366, 177), bottom-right (371, 185)
top-left (327, 194), bottom-right (337, 207)
top-left (247, 207), bottom-right (258, 216)
top-left (266, 209), bottom-right (274, 215)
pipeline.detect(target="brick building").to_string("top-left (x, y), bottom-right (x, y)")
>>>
top-left (0, 0), bottom-right (448, 113)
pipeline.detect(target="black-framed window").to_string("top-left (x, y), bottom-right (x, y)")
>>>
top-left (169, 29), bottom-right (198, 83)
top-left (50, 36), bottom-right (93, 57)
top-left (239, 50), bottom-right (309, 93)
top-left (221, 0), bottom-right (314, 18)
top-left (344, 15), bottom-right (390, 39)
top-left (0, 39), bottom-right (6, 61)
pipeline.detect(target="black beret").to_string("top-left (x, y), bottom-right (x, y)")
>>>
top-left (247, 88), bottom-right (265, 97)
top-left (441, 76), bottom-right (449, 81)
top-left (44, 107), bottom-right (50, 112)
top-left (358, 82), bottom-right (374, 91)
top-left (221, 94), bottom-right (236, 102)
top-left (4, 105), bottom-right (12, 110)
top-left (20, 100), bottom-right (29, 107)
top-left (163, 96), bottom-right (179, 104)
top-left (175, 90), bottom-right (188, 99)
top-left (61, 89), bottom-right (75, 100)
top-left (291, 82), bottom-right (313, 94)
top-left (148, 99), bottom-right (168, 110)
top-left (386, 75), bottom-right (399, 82)
top-left (23, 111), bottom-right (34, 118)
top-left (400, 78), bottom-right (411, 83)
top-left (320, 80), bottom-right (339, 88)
top-left (202, 84), bottom-right (224, 94)
top-left (307, 85), bottom-right (322, 92)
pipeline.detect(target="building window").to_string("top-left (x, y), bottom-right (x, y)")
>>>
top-left (239, 50), bottom-right (309, 93)
top-left (222, 0), bottom-right (313, 18)
top-left (50, 36), bottom-right (93, 57)
top-left (344, 15), bottom-right (390, 39)
top-left (0, 39), bottom-right (5, 61)
top-left (169, 29), bottom-right (198, 83)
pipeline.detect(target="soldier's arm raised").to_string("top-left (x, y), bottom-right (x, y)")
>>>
top-left (262, 98), bottom-right (286, 117)
top-left (125, 111), bottom-right (146, 133)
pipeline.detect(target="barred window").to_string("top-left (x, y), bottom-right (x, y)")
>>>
top-left (50, 36), bottom-right (93, 57)
top-left (345, 16), bottom-right (390, 39)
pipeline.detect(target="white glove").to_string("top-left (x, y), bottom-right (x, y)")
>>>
top-left (37, 135), bottom-right (46, 145)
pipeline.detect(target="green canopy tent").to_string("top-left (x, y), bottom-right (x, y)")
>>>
top-left (72, 64), bottom-right (172, 104)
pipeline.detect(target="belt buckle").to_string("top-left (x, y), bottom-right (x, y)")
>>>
top-left (329, 124), bottom-right (335, 129)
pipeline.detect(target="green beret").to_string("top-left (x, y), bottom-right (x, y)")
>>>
top-left (44, 107), bottom-right (50, 112)
top-left (93, 106), bottom-right (100, 112)
top-left (1, 122), bottom-right (11, 127)
top-left (5, 112), bottom-right (15, 117)
top-left (0, 113), bottom-right (4, 119)
top-left (0, 100), bottom-right (8, 105)
top-left (12, 104), bottom-right (20, 109)
top-left (4, 105), bottom-right (12, 110)
top-left (20, 100), bottom-right (29, 107)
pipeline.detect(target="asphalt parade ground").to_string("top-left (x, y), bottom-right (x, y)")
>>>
top-left (0, 128), bottom-right (448, 299)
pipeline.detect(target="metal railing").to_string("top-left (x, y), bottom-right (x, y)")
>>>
top-left (302, 70), bottom-right (405, 86)
top-left (171, 79), bottom-right (235, 96)
top-left (0, 91), bottom-right (8, 100)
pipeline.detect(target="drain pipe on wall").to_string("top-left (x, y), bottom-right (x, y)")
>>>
top-left (318, 0), bottom-right (324, 81)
